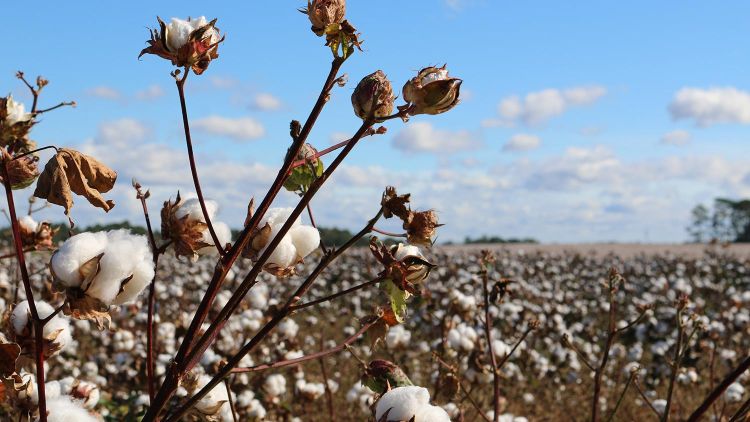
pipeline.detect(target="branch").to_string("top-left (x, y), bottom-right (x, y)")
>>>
top-left (164, 206), bottom-right (382, 422)
top-left (480, 256), bottom-right (501, 422)
top-left (229, 318), bottom-right (378, 374)
top-left (174, 70), bottom-right (224, 256)
top-left (289, 276), bottom-right (382, 312)
top-left (687, 355), bottom-right (750, 422)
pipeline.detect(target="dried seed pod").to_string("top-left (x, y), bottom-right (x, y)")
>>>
top-left (352, 71), bottom-right (395, 120)
top-left (401, 65), bottom-right (462, 116)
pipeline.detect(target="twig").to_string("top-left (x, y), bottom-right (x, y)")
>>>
top-left (134, 181), bottom-right (161, 402)
top-left (229, 319), bottom-right (378, 374)
top-left (319, 356), bottom-right (335, 421)
top-left (633, 377), bottom-right (662, 419)
top-left (174, 69), bottom-right (224, 256)
top-left (687, 355), bottom-right (750, 422)
top-left (433, 354), bottom-right (492, 422)
top-left (606, 370), bottom-right (636, 422)
top-left (371, 227), bottom-right (407, 238)
top-left (480, 255), bottom-right (501, 422)
top-left (591, 269), bottom-right (621, 422)
top-left (495, 323), bottom-right (535, 370)
top-left (225, 380), bottom-right (238, 422)
top-left (33, 101), bottom-right (76, 115)
top-left (289, 276), bottom-right (382, 312)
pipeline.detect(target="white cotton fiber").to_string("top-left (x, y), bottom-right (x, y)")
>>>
top-left (198, 221), bottom-right (232, 256)
top-left (414, 404), bottom-right (452, 422)
top-left (50, 232), bottom-right (108, 288)
top-left (394, 244), bottom-right (424, 261)
top-left (262, 225), bottom-right (297, 268)
top-left (175, 198), bottom-right (218, 223)
top-left (18, 215), bottom-right (38, 232)
top-left (289, 225), bottom-right (320, 260)
top-left (375, 386), bottom-right (431, 421)
top-left (12, 300), bottom-right (73, 354)
top-left (194, 374), bottom-right (229, 416)
top-left (264, 374), bottom-right (287, 397)
top-left (86, 231), bottom-right (143, 304)
top-left (40, 396), bottom-right (98, 422)
top-left (112, 258), bottom-right (153, 305)
top-left (261, 207), bottom-right (301, 229)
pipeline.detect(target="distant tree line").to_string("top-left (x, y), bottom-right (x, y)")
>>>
top-left (688, 198), bottom-right (750, 243)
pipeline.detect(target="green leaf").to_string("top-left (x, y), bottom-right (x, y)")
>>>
top-left (383, 279), bottom-right (409, 323)
top-left (283, 159), bottom-right (324, 194)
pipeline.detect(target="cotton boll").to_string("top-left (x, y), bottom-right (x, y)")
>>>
top-left (414, 404), bottom-right (451, 422)
top-left (19, 215), bottom-right (38, 232)
top-left (261, 207), bottom-right (301, 229)
top-left (194, 375), bottom-right (229, 416)
top-left (264, 374), bottom-right (287, 397)
top-left (393, 244), bottom-right (424, 261)
top-left (725, 382), bottom-right (745, 403)
top-left (289, 225), bottom-right (320, 260)
top-left (263, 226), bottom-right (298, 268)
top-left (165, 17), bottom-right (219, 52)
top-left (50, 232), bottom-right (108, 288)
top-left (11, 301), bottom-right (71, 353)
top-left (112, 258), bottom-right (154, 305)
top-left (175, 198), bottom-right (218, 222)
top-left (375, 386), bottom-right (431, 421)
top-left (44, 314), bottom-right (73, 352)
top-left (87, 230), bottom-right (150, 304)
top-left (41, 396), bottom-right (98, 422)
top-left (278, 319), bottom-right (299, 339)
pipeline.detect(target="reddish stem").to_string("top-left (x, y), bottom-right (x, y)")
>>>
top-left (688, 355), bottom-right (750, 421)
top-left (175, 70), bottom-right (225, 256)
top-left (481, 263), bottom-right (501, 422)
top-left (1, 157), bottom-right (47, 421)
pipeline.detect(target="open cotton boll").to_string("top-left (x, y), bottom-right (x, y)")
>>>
top-left (165, 17), bottom-right (218, 52)
top-left (394, 244), bottom-right (424, 261)
top-left (261, 207), bottom-right (301, 229)
top-left (261, 225), bottom-right (298, 268)
top-left (50, 232), bottom-right (108, 288)
top-left (86, 230), bottom-right (149, 304)
top-left (289, 225), bottom-right (320, 260)
top-left (414, 404), bottom-right (451, 422)
top-left (11, 300), bottom-right (56, 334)
top-left (175, 198), bottom-right (219, 222)
top-left (375, 386), bottom-right (433, 422)
top-left (112, 258), bottom-right (154, 305)
top-left (198, 221), bottom-right (232, 256)
top-left (193, 374), bottom-right (229, 416)
top-left (41, 396), bottom-right (98, 422)
top-left (44, 314), bottom-right (73, 351)
top-left (18, 215), bottom-right (38, 232)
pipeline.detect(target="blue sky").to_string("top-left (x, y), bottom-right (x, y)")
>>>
top-left (4, 0), bottom-right (750, 243)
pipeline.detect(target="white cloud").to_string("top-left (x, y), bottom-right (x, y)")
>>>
top-left (487, 85), bottom-right (607, 127)
top-left (135, 85), bottom-right (164, 101)
top-left (503, 134), bottom-right (541, 152)
top-left (86, 86), bottom-right (122, 101)
top-left (660, 129), bottom-right (691, 146)
top-left (193, 115), bottom-right (266, 141)
top-left (669, 87), bottom-right (750, 126)
top-left (251, 93), bottom-right (282, 111)
top-left (329, 132), bottom-right (351, 144)
top-left (392, 122), bottom-right (481, 154)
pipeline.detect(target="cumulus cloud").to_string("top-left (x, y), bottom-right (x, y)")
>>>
top-left (485, 86), bottom-right (606, 127)
top-left (660, 129), bottom-right (691, 146)
top-left (193, 116), bottom-right (266, 141)
top-left (251, 93), bottom-right (282, 111)
top-left (392, 122), bottom-right (481, 154)
top-left (86, 86), bottom-right (123, 101)
top-left (135, 85), bottom-right (164, 101)
top-left (669, 87), bottom-right (750, 126)
top-left (503, 134), bottom-right (541, 152)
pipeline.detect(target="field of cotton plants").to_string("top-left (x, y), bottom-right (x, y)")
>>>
top-left (1, 243), bottom-right (750, 421)
top-left (2, 1), bottom-right (750, 421)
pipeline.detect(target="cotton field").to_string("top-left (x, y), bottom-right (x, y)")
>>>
top-left (1, 244), bottom-right (748, 421)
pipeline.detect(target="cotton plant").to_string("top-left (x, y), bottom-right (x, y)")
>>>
top-left (49, 230), bottom-right (154, 328)
top-left (40, 396), bottom-right (98, 422)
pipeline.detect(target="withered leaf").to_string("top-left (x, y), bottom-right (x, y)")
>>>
top-left (0, 342), bottom-right (20, 377)
top-left (34, 148), bottom-right (117, 215)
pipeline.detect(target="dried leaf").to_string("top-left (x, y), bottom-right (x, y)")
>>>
top-left (34, 148), bottom-right (117, 215)
top-left (0, 342), bottom-right (20, 377)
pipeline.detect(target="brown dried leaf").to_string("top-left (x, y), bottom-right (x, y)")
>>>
top-left (0, 342), bottom-right (20, 377)
top-left (33, 148), bottom-right (117, 215)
